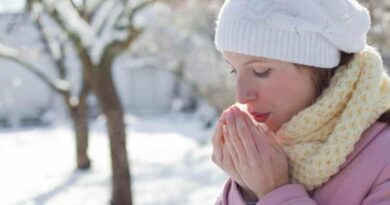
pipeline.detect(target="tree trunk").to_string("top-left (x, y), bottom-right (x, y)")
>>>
top-left (92, 61), bottom-right (132, 205)
top-left (76, 39), bottom-right (132, 204)
top-left (70, 99), bottom-right (91, 170)
top-left (66, 94), bottom-right (91, 170)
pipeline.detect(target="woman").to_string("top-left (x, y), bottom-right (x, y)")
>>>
top-left (212, 0), bottom-right (390, 204)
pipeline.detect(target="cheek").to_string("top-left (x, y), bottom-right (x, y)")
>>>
top-left (264, 71), bottom-right (316, 129)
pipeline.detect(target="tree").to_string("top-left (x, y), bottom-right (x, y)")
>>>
top-left (9, 0), bottom-right (158, 204)
top-left (0, 39), bottom-right (91, 170)
top-left (129, 0), bottom-right (235, 115)
top-left (0, 6), bottom-right (93, 169)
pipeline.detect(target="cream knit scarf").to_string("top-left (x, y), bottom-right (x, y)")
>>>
top-left (275, 46), bottom-right (390, 191)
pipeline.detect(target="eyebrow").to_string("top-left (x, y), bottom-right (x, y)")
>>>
top-left (224, 58), bottom-right (267, 67)
top-left (242, 59), bottom-right (267, 66)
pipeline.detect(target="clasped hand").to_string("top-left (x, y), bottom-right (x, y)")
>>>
top-left (212, 106), bottom-right (289, 200)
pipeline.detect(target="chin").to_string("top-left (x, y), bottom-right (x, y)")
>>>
top-left (264, 120), bottom-right (281, 132)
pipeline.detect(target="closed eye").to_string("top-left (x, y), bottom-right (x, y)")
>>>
top-left (253, 68), bottom-right (272, 78)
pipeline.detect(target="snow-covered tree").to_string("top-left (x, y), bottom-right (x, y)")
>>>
top-left (20, 0), bottom-right (160, 204)
top-left (130, 0), bottom-right (235, 115)
top-left (0, 9), bottom-right (92, 170)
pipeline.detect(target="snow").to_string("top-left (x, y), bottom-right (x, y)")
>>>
top-left (43, 0), bottom-right (131, 64)
top-left (49, 0), bottom-right (96, 47)
top-left (0, 0), bottom-right (25, 13)
top-left (0, 43), bottom-right (20, 57)
top-left (90, 1), bottom-right (128, 65)
top-left (90, 0), bottom-right (117, 34)
top-left (0, 113), bottom-right (227, 205)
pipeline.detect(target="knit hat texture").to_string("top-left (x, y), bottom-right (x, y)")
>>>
top-left (215, 0), bottom-right (371, 68)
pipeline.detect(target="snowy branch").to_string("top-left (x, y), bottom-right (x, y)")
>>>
top-left (69, 0), bottom-right (79, 13)
top-left (97, 0), bottom-right (161, 62)
top-left (129, 0), bottom-right (158, 21)
top-left (86, 0), bottom-right (106, 23)
top-left (89, 0), bottom-right (129, 63)
top-left (29, 3), bottom-right (68, 79)
top-left (28, 0), bottom-right (92, 71)
top-left (0, 44), bottom-right (70, 94)
top-left (91, 0), bottom-right (117, 35)
top-left (39, 0), bottom-right (95, 47)
top-left (29, 0), bottom-right (162, 65)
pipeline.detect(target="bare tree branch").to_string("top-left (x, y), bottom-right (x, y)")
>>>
top-left (0, 44), bottom-right (69, 93)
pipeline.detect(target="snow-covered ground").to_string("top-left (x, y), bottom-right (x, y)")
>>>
top-left (0, 113), bottom-right (227, 205)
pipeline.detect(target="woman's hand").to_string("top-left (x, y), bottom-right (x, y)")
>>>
top-left (212, 110), bottom-right (258, 201)
top-left (224, 106), bottom-right (290, 199)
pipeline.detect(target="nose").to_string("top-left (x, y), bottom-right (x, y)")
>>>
top-left (235, 76), bottom-right (257, 104)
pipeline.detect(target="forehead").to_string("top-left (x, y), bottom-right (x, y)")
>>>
top-left (223, 51), bottom-right (276, 66)
top-left (222, 50), bottom-right (307, 73)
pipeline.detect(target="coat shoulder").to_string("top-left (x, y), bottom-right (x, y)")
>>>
top-left (364, 124), bottom-right (390, 163)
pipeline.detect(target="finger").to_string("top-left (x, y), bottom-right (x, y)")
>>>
top-left (258, 124), bottom-right (285, 154)
top-left (212, 136), bottom-right (223, 165)
top-left (221, 141), bottom-right (235, 170)
top-left (232, 107), bottom-right (258, 158)
top-left (212, 111), bottom-right (227, 163)
top-left (226, 108), bottom-right (247, 162)
top-left (212, 111), bottom-right (227, 144)
top-left (241, 111), bottom-right (271, 154)
top-left (222, 124), bottom-right (240, 166)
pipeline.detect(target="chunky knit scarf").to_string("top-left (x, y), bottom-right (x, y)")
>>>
top-left (275, 46), bottom-right (390, 191)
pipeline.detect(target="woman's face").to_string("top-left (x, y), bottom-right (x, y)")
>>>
top-left (223, 51), bottom-right (317, 132)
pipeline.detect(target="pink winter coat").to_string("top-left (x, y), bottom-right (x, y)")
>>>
top-left (215, 122), bottom-right (390, 205)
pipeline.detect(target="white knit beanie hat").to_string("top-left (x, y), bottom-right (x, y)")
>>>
top-left (215, 0), bottom-right (371, 68)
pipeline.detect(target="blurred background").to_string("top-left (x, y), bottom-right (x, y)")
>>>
top-left (0, 0), bottom-right (388, 205)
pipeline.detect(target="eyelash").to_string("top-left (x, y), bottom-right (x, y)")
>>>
top-left (229, 68), bottom-right (272, 78)
top-left (253, 68), bottom-right (271, 78)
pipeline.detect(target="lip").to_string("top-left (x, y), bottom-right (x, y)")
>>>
top-left (250, 112), bottom-right (270, 122)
